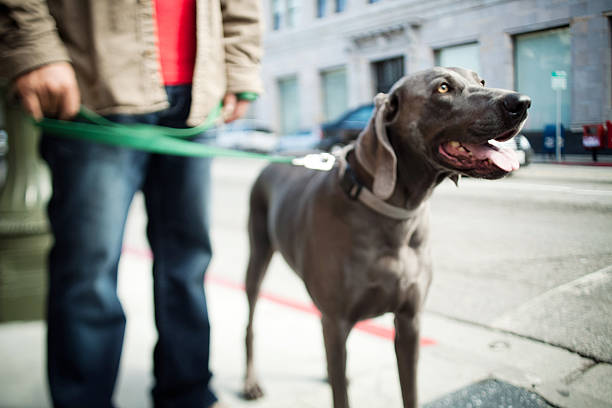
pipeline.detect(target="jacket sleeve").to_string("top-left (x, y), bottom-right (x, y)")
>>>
top-left (0, 0), bottom-right (70, 81)
top-left (220, 0), bottom-right (264, 95)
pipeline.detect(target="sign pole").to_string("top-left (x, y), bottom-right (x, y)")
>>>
top-left (551, 70), bottom-right (566, 162)
top-left (555, 88), bottom-right (561, 162)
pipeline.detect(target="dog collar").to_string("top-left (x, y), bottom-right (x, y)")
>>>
top-left (337, 146), bottom-right (422, 220)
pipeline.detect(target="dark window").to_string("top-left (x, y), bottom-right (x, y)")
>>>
top-left (317, 0), bottom-right (326, 18)
top-left (373, 57), bottom-right (405, 94)
top-left (272, 0), bottom-right (281, 30)
top-left (335, 0), bottom-right (346, 13)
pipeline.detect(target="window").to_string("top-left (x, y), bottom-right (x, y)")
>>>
top-left (515, 27), bottom-right (571, 130)
top-left (272, 0), bottom-right (281, 30)
top-left (278, 76), bottom-right (300, 134)
top-left (373, 57), bottom-right (404, 94)
top-left (321, 67), bottom-right (348, 121)
top-left (287, 0), bottom-right (298, 28)
top-left (335, 0), bottom-right (346, 13)
top-left (435, 42), bottom-right (480, 74)
top-left (273, 0), bottom-right (300, 30)
top-left (317, 0), bottom-right (326, 18)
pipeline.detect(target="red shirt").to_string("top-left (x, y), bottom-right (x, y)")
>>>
top-left (154, 0), bottom-right (197, 85)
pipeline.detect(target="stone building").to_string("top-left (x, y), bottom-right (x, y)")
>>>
top-left (253, 0), bottom-right (612, 153)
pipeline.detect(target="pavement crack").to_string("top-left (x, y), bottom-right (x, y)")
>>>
top-left (560, 360), bottom-right (598, 386)
top-left (423, 310), bottom-right (609, 364)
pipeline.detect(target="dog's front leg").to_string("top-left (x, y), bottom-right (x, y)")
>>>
top-left (394, 312), bottom-right (420, 408)
top-left (321, 314), bottom-right (352, 408)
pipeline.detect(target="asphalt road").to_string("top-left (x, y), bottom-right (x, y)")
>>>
top-left (210, 158), bottom-right (612, 364)
top-left (426, 163), bottom-right (612, 363)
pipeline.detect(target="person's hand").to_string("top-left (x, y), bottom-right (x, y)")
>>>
top-left (13, 62), bottom-right (81, 121)
top-left (222, 93), bottom-right (251, 123)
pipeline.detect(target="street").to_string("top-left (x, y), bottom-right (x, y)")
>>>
top-left (1, 156), bottom-right (611, 408)
top-left (208, 158), bottom-right (612, 360)
top-left (426, 163), bottom-right (612, 361)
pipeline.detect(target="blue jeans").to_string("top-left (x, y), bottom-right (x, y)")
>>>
top-left (41, 85), bottom-right (217, 408)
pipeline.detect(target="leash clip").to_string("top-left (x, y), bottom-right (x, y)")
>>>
top-left (292, 153), bottom-right (336, 171)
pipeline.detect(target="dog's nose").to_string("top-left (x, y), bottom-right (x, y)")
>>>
top-left (503, 93), bottom-right (531, 116)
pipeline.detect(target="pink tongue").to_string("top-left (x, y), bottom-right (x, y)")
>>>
top-left (463, 143), bottom-right (520, 172)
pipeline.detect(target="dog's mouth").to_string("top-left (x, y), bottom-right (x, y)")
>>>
top-left (437, 130), bottom-right (520, 178)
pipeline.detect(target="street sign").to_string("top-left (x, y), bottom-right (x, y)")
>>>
top-left (551, 70), bottom-right (567, 90)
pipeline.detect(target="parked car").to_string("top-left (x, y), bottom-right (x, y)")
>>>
top-left (209, 119), bottom-right (277, 153)
top-left (317, 103), bottom-right (374, 152)
top-left (274, 128), bottom-right (322, 154)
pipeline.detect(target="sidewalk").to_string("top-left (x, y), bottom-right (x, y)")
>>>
top-left (1, 191), bottom-right (611, 408)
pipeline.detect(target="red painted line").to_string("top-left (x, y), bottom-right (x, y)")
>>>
top-left (122, 246), bottom-right (436, 346)
top-left (122, 245), bottom-right (153, 260)
top-left (355, 320), bottom-right (394, 340)
top-left (260, 291), bottom-right (323, 316)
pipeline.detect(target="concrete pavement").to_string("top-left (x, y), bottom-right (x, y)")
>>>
top-left (1, 241), bottom-right (607, 408)
top-left (1, 158), bottom-right (611, 408)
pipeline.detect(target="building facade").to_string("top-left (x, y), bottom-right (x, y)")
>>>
top-left (254, 0), bottom-right (612, 153)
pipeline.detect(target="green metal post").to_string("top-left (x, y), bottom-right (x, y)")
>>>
top-left (0, 88), bottom-right (52, 322)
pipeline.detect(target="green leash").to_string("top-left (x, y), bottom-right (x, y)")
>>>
top-left (34, 104), bottom-right (303, 164)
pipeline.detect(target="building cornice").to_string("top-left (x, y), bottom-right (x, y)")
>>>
top-left (264, 0), bottom-right (517, 55)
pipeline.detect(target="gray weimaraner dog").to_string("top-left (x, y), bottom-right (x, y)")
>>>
top-left (243, 67), bottom-right (530, 408)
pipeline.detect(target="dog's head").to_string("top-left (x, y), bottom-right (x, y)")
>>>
top-left (355, 67), bottom-right (530, 199)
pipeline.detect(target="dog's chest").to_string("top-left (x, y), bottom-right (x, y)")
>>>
top-left (344, 222), bottom-right (431, 318)
top-left (344, 248), bottom-right (427, 320)
top-left (352, 213), bottom-right (428, 270)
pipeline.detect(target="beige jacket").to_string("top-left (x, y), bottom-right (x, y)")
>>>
top-left (0, 0), bottom-right (263, 126)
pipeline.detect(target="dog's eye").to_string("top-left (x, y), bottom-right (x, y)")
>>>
top-left (437, 83), bottom-right (450, 94)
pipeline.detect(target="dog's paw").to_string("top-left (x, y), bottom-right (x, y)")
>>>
top-left (243, 380), bottom-right (265, 400)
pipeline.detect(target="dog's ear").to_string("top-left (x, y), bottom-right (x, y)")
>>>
top-left (355, 93), bottom-right (397, 200)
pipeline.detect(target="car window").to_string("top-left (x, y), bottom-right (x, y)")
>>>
top-left (345, 106), bottom-right (374, 123)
